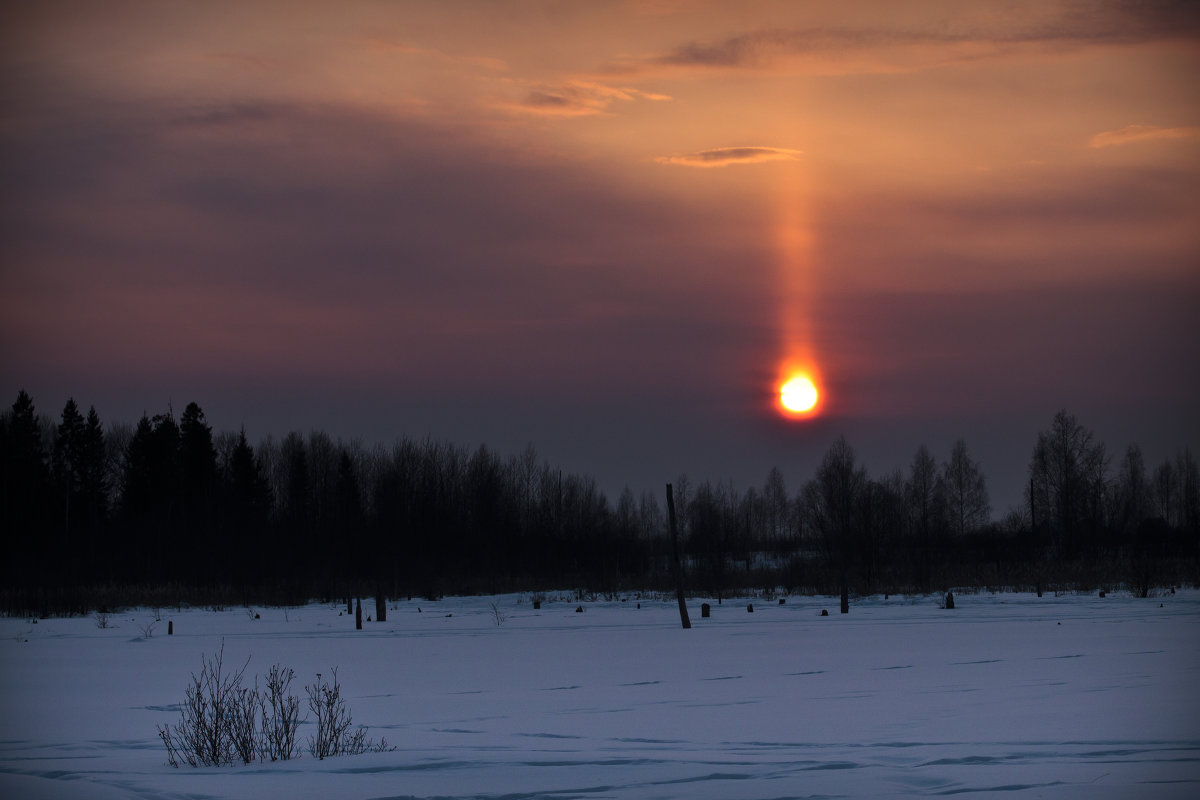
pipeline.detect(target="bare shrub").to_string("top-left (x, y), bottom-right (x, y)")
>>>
top-left (95, 611), bottom-right (110, 629)
top-left (306, 669), bottom-right (352, 759)
top-left (229, 678), bottom-right (259, 765)
top-left (158, 649), bottom-right (387, 768)
top-left (157, 641), bottom-right (250, 767)
top-left (489, 601), bottom-right (507, 627)
top-left (306, 669), bottom-right (392, 759)
top-left (138, 620), bottom-right (158, 639)
top-left (260, 664), bottom-right (302, 761)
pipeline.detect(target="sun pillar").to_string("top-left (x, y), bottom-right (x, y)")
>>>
top-left (772, 166), bottom-right (822, 418)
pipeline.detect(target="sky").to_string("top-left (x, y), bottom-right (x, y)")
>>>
top-left (2, 0), bottom-right (1198, 514)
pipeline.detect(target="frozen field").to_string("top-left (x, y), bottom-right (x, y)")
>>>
top-left (1, 589), bottom-right (1197, 799)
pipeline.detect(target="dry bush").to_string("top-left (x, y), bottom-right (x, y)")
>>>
top-left (306, 668), bottom-right (392, 759)
top-left (157, 641), bottom-right (251, 767)
top-left (158, 645), bottom-right (389, 767)
top-left (260, 664), bottom-right (302, 762)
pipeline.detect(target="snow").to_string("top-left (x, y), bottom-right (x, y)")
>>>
top-left (2, 590), bottom-right (1198, 799)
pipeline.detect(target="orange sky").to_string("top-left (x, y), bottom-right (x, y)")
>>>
top-left (2, 0), bottom-right (1198, 510)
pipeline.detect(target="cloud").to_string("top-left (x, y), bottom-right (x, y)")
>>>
top-left (656, 146), bottom-right (802, 168)
top-left (604, 2), bottom-right (1200, 76)
top-left (365, 37), bottom-right (509, 72)
top-left (0, 85), bottom-right (768, 394)
top-left (1088, 124), bottom-right (1200, 149)
top-left (505, 80), bottom-right (671, 117)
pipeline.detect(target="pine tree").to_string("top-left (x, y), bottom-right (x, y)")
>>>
top-left (54, 398), bottom-right (86, 539)
top-left (227, 428), bottom-right (271, 523)
top-left (2, 390), bottom-right (52, 567)
top-left (179, 402), bottom-right (219, 530)
top-left (80, 406), bottom-right (109, 531)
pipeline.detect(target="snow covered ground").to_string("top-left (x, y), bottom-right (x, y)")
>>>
top-left (1, 589), bottom-right (1197, 799)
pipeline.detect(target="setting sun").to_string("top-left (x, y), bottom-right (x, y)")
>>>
top-left (780, 374), bottom-right (819, 416)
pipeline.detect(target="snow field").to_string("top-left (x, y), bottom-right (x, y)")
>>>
top-left (1, 590), bottom-right (1198, 799)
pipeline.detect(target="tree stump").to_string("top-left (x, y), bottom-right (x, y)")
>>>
top-left (945, 591), bottom-right (955, 610)
top-left (820, 609), bottom-right (829, 616)
top-left (355, 598), bottom-right (363, 630)
top-left (168, 620), bottom-right (173, 635)
top-left (701, 603), bottom-right (710, 618)
top-left (533, 600), bottom-right (541, 610)
top-left (375, 593), bottom-right (386, 622)
top-left (747, 603), bottom-right (754, 613)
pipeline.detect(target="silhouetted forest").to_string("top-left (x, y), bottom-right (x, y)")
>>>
top-left (2, 390), bottom-right (1197, 615)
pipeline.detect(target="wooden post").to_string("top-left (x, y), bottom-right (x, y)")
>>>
top-left (666, 483), bottom-right (691, 629)
top-left (375, 592), bottom-right (386, 622)
top-left (168, 620), bottom-right (173, 635)
top-left (355, 598), bottom-right (362, 630)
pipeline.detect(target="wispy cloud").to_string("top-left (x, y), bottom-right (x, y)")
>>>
top-left (656, 146), bottom-right (802, 168)
top-left (366, 37), bottom-right (509, 72)
top-left (505, 80), bottom-right (670, 117)
top-left (605, 2), bottom-right (1200, 76)
top-left (1088, 124), bottom-right (1200, 149)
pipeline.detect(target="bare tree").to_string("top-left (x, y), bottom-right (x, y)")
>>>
top-left (1029, 410), bottom-right (1108, 558)
top-left (1175, 449), bottom-right (1200, 535)
top-left (942, 439), bottom-right (990, 536)
top-left (762, 466), bottom-right (792, 555)
top-left (1114, 444), bottom-right (1149, 535)
top-left (804, 436), bottom-right (866, 611)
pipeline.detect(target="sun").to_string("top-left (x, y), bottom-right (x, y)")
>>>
top-left (780, 374), bottom-right (819, 415)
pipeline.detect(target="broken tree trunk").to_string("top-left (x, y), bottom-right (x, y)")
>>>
top-left (666, 483), bottom-right (691, 630)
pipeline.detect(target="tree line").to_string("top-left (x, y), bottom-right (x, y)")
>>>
top-left (1, 391), bottom-right (1196, 615)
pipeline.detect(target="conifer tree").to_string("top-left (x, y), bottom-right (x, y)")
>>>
top-left (2, 391), bottom-right (51, 566)
top-left (179, 402), bottom-right (219, 530)
top-left (80, 406), bottom-right (109, 531)
top-left (54, 398), bottom-right (86, 538)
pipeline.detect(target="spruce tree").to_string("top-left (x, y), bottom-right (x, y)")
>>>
top-left (54, 398), bottom-right (86, 538)
top-left (179, 402), bottom-right (218, 531)
top-left (2, 391), bottom-right (51, 568)
top-left (80, 406), bottom-right (108, 531)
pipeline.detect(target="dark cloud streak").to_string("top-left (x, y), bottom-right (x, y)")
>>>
top-left (611, 1), bottom-right (1200, 73)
